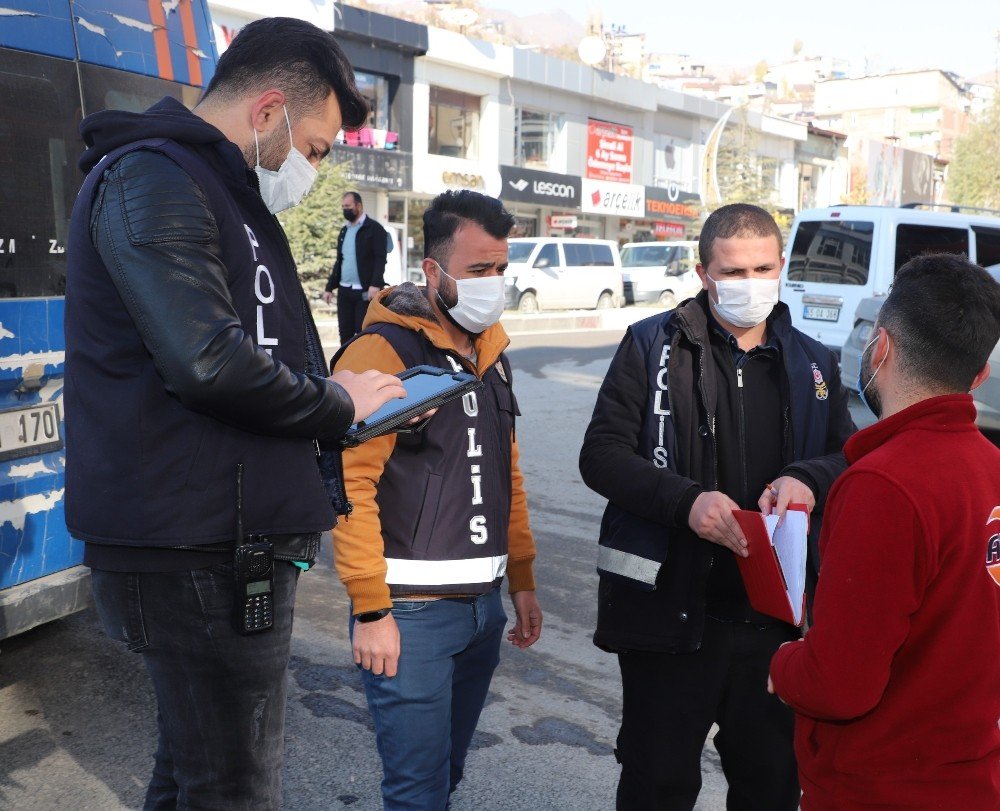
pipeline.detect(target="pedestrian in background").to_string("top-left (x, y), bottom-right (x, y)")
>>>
top-left (580, 203), bottom-right (855, 810)
top-left (324, 191), bottom-right (389, 343)
top-left (769, 253), bottom-right (1000, 810)
top-left (65, 18), bottom-right (405, 809)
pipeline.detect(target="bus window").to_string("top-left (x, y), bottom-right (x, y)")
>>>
top-left (79, 61), bottom-right (203, 116)
top-left (0, 48), bottom-right (81, 298)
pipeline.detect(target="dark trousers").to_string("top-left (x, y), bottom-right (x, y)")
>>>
top-left (91, 560), bottom-right (300, 810)
top-left (615, 618), bottom-right (800, 811)
top-left (337, 285), bottom-right (368, 345)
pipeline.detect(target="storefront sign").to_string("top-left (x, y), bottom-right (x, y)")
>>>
top-left (654, 221), bottom-right (686, 238)
top-left (644, 184), bottom-right (701, 220)
top-left (547, 215), bottom-right (578, 229)
top-left (586, 119), bottom-right (634, 184)
top-left (412, 156), bottom-right (502, 197)
top-left (442, 170), bottom-right (486, 190)
top-left (581, 178), bottom-right (645, 218)
top-left (499, 165), bottom-right (581, 208)
top-left (330, 146), bottom-right (412, 191)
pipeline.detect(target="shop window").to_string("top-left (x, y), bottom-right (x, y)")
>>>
top-left (429, 87), bottom-right (480, 160)
top-left (515, 108), bottom-right (561, 169)
top-left (356, 71), bottom-right (390, 131)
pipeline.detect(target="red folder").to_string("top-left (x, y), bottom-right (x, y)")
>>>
top-left (732, 505), bottom-right (809, 627)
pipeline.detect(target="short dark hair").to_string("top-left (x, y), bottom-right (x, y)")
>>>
top-left (878, 253), bottom-right (1000, 393)
top-left (698, 203), bottom-right (783, 267)
top-left (343, 191), bottom-right (363, 206)
top-left (423, 191), bottom-right (515, 264)
top-left (201, 17), bottom-right (368, 129)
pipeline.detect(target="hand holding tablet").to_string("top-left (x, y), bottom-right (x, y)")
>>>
top-left (339, 365), bottom-right (483, 447)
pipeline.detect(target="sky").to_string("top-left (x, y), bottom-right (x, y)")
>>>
top-left (468, 0), bottom-right (1000, 80)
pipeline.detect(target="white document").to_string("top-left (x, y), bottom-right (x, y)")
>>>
top-left (763, 510), bottom-right (808, 625)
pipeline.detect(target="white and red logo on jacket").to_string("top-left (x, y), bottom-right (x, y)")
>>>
top-left (986, 505), bottom-right (1000, 587)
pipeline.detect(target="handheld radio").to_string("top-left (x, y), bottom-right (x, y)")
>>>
top-left (233, 464), bottom-right (274, 634)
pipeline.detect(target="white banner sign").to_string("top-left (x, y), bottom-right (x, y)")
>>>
top-left (581, 178), bottom-right (645, 218)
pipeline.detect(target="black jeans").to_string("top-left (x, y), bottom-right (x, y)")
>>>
top-left (615, 618), bottom-right (800, 811)
top-left (337, 286), bottom-right (368, 345)
top-left (91, 560), bottom-right (300, 810)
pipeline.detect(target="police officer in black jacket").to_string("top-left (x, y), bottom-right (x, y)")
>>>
top-left (580, 204), bottom-right (856, 810)
top-left (65, 19), bottom-right (406, 809)
top-left (323, 191), bottom-right (389, 343)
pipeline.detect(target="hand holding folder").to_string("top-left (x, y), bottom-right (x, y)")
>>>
top-left (732, 505), bottom-right (809, 626)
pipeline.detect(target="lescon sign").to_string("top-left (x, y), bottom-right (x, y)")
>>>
top-left (442, 171), bottom-right (485, 189)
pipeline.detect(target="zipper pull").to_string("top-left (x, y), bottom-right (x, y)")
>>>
top-left (737, 368), bottom-right (744, 388)
top-left (314, 439), bottom-right (321, 458)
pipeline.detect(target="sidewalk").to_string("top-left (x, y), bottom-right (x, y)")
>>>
top-left (316, 305), bottom-right (663, 355)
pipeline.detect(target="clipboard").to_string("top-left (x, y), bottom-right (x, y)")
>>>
top-left (339, 365), bottom-right (483, 448)
top-left (732, 505), bottom-right (810, 627)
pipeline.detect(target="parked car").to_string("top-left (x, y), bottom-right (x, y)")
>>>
top-left (783, 205), bottom-right (1000, 353)
top-left (504, 237), bottom-right (623, 312)
top-left (620, 240), bottom-right (700, 308)
top-left (841, 261), bottom-right (1000, 442)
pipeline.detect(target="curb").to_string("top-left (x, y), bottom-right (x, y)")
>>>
top-left (315, 306), bottom-right (665, 351)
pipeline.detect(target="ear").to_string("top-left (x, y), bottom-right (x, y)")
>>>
top-left (249, 90), bottom-right (286, 133)
top-left (695, 263), bottom-right (710, 291)
top-left (970, 362), bottom-right (991, 392)
top-left (422, 258), bottom-right (440, 287)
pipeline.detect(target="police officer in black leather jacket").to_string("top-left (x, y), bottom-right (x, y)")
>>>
top-left (65, 19), bottom-right (406, 809)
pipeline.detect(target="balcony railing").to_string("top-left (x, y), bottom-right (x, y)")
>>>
top-left (336, 127), bottom-right (400, 150)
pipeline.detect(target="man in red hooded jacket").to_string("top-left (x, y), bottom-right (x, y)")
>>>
top-left (769, 252), bottom-right (1000, 810)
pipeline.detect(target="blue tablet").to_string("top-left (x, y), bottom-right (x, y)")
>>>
top-left (340, 365), bottom-right (483, 447)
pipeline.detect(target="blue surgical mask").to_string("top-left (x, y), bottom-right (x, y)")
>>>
top-left (857, 330), bottom-right (888, 418)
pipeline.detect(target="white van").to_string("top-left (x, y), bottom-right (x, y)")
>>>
top-left (620, 240), bottom-right (700, 308)
top-left (504, 237), bottom-right (623, 312)
top-left (783, 205), bottom-right (1000, 352)
top-left (840, 264), bottom-right (1000, 441)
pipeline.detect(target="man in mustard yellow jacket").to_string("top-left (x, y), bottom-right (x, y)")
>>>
top-left (332, 190), bottom-right (542, 810)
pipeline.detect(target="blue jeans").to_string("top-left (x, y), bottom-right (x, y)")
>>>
top-left (352, 588), bottom-right (506, 811)
top-left (91, 560), bottom-right (300, 810)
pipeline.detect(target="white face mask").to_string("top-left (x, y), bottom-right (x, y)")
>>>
top-left (436, 264), bottom-right (506, 334)
top-left (708, 276), bottom-right (780, 328)
top-left (253, 107), bottom-right (318, 214)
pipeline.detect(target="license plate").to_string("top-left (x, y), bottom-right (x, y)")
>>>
top-left (0, 404), bottom-right (62, 461)
top-left (803, 305), bottom-right (840, 322)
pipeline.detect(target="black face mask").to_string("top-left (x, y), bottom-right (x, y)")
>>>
top-left (858, 334), bottom-right (885, 419)
top-left (343, 208), bottom-right (358, 222)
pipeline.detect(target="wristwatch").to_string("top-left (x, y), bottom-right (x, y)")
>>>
top-left (355, 607), bottom-right (391, 623)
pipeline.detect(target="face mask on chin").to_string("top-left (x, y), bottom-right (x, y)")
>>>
top-left (253, 106), bottom-right (318, 214)
top-left (434, 262), bottom-right (506, 334)
top-left (857, 330), bottom-right (889, 419)
top-left (708, 275), bottom-right (780, 328)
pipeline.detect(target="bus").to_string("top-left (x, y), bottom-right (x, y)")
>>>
top-left (0, 0), bottom-right (217, 639)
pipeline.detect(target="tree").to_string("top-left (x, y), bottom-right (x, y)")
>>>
top-left (947, 95), bottom-right (1000, 209)
top-left (277, 158), bottom-right (352, 298)
top-left (714, 108), bottom-right (780, 209)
